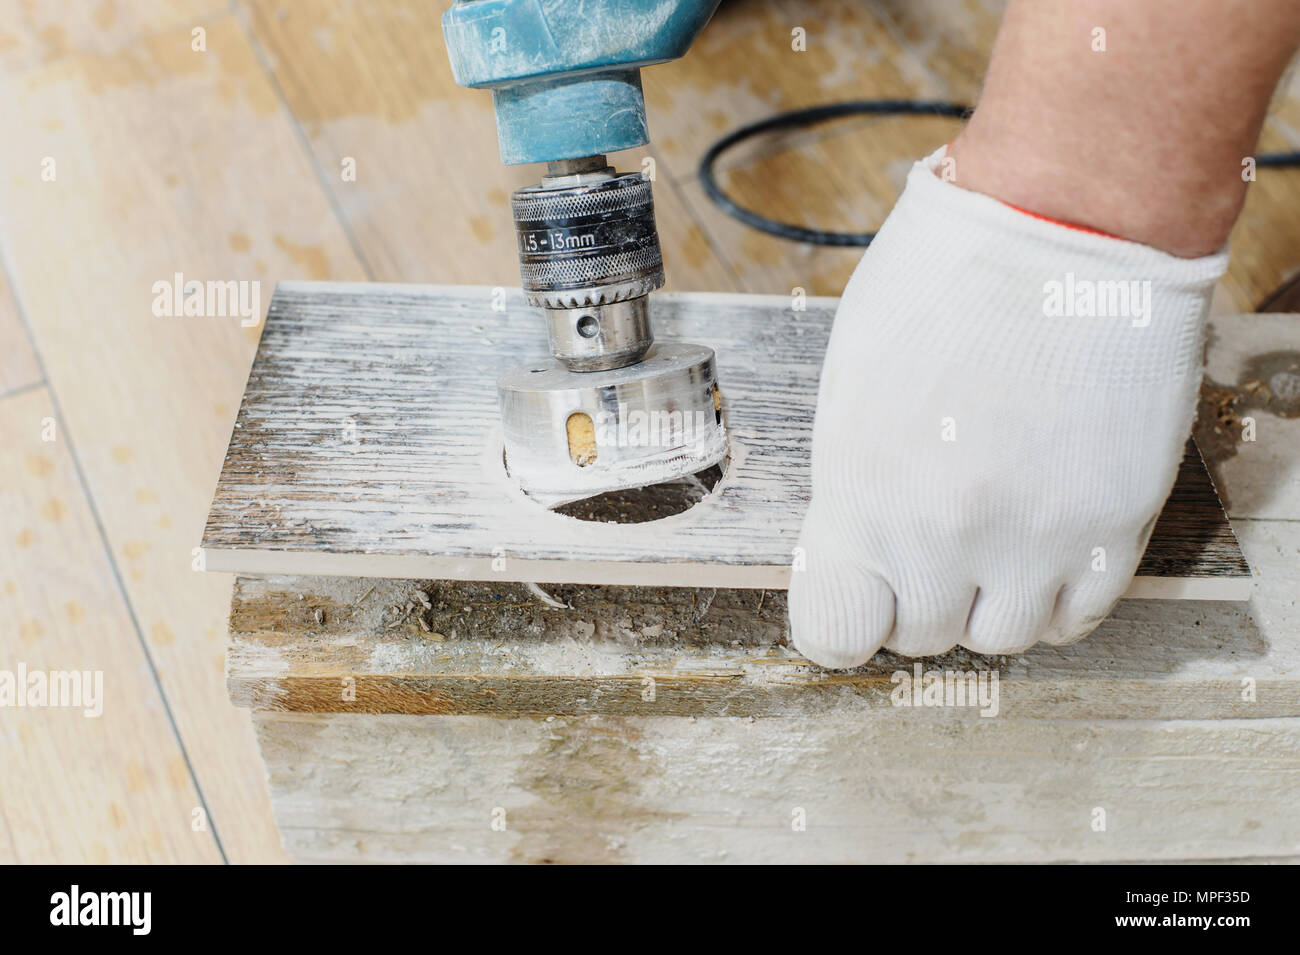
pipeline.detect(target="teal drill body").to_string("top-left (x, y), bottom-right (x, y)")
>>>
top-left (442, 0), bottom-right (720, 164)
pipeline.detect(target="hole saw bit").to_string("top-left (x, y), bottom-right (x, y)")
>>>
top-left (442, 0), bottom-right (728, 507)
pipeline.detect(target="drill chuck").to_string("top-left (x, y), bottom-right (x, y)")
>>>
top-left (512, 172), bottom-right (664, 309)
top-left (512, 165), bottom-right (664, 370)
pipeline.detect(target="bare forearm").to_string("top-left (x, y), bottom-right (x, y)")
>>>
top-left (948, 0), bottom-right (1300, 256)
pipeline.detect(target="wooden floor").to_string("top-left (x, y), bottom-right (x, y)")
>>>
top-left (1, 0), bottom-right (1298, 864)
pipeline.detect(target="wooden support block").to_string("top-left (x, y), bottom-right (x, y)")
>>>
top-left (253, 711), bottom-right (1300, 864)
top-left (202, 282), bottom-right (1250, 598)
top-left (227, 574), bottom-right (1295, 721)
top-left (228, 518), bottom-right (1299, 863)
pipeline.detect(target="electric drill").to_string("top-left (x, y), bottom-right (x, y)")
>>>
top-left (442, 0), bottom-right (727, 506)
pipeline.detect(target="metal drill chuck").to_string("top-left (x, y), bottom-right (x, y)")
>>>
top-left (512, 171), bottom-right (665, 309)
top-left (512, 166), bottom-right (664, 371)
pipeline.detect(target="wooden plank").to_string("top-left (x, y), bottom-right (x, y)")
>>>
top-left (0, 266), bottom-right (40, 398)
top-left (0, 0), bottom-right (219, 75)
top-left (240, 508), bottom-right (1299, 863)
top-left (868, 0), bottom-right (1004, 103)
top-left (253, 711), bottom-right (1300, 864)
top-left (1198, 314), bottom-right (1300, 520)
top-left (0, 387), bottom-right (222, 863)
top-left (225, 362), bottom-right (1296, 724)
top-left (0, 14), bottom-right (369, 863)
top-left (201, 282), bottom-right (1249, 596)
top-left (226, 570), bottom-right (1293, 720)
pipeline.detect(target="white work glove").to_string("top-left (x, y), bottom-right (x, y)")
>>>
top-left (789, 148), bottom-right (1228, 668)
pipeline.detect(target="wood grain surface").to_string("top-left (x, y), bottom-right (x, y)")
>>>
top-left (0, 388), bottom-right (221, 863)
top-left (0, 269), bottom-right (40, 398)
top-left (255, 710), bottom-right (1300, 864)
top-left (0, 12), bottom-right (360, 863)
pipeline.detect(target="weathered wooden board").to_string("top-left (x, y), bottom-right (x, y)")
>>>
top-left (202, 282), bottom-right (1250, 597)
top-left (226, 501), bottom-right (1297, 723)
top-left (1200, 314), bottom-right (1300, 520)
top-left (226, 514), bottom-right (1297, 722)
top-left (254, 711), bottom-right (1300, 864)
top-left (227, 575), bottom-right (1292, 720)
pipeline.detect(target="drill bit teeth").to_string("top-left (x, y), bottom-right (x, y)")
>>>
top-left (528, 276), bottom-right (663, 310)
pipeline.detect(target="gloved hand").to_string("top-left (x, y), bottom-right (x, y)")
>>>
top-left (789, 147), bottom-right (1228, 668)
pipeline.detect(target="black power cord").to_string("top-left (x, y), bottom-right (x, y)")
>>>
top-left (698, 99), bottom-right (1300, 247)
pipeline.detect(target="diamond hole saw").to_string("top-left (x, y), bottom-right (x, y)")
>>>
top-left (442, 0), bottom-right (728, 507)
